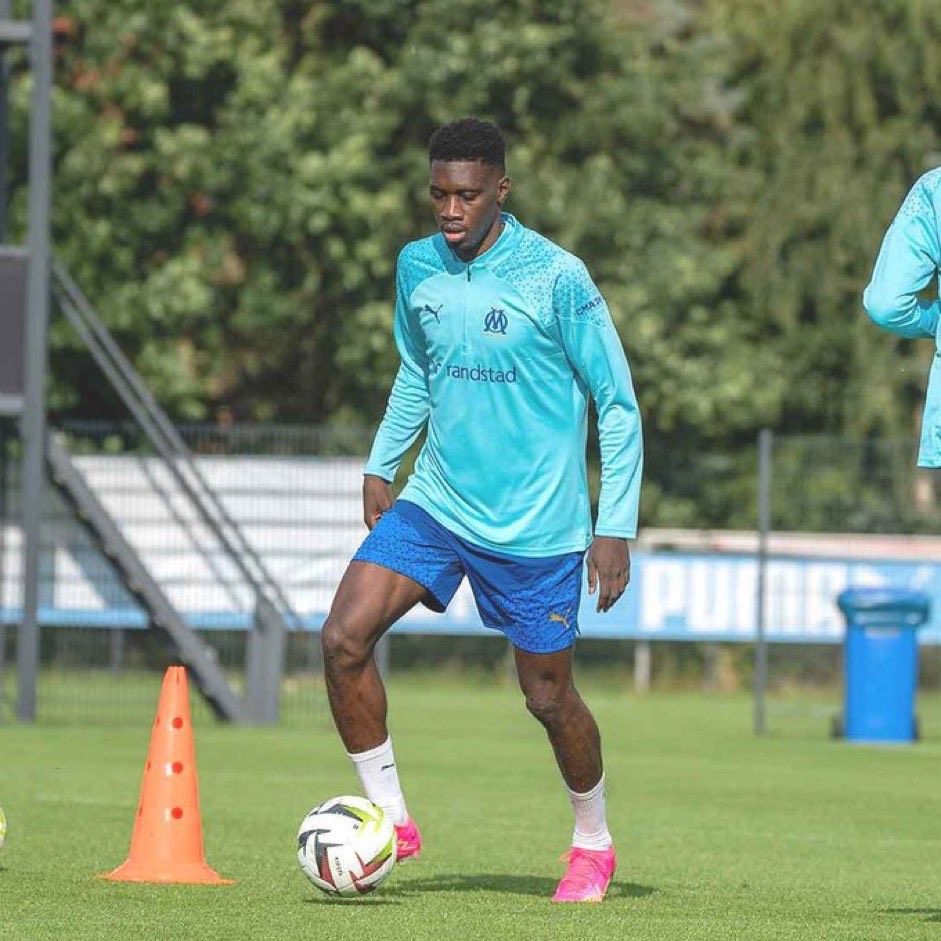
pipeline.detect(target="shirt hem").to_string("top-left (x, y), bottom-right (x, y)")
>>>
top-left (399, 490), bottom-right (592, 558)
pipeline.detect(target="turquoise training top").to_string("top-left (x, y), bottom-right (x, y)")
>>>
top-left (864, 168), bottom-right (941, 467)
top-left (364, 213), bottom-right (643, 556)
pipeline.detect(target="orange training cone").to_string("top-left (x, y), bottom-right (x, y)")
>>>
top-left (102, 666), bottom-right (233, 884)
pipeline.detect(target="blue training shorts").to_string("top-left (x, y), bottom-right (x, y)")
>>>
top-left (353, 500), bottom-right (584, 654)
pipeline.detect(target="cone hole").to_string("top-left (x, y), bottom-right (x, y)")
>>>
top-left (154, 717), bottom-right (160, 726)
top-left (171, 807), bottom-right (183, 819)
top-left (146, 761), bottom-right (151, 771)
top-left (172, 717), bottom-right (183, 729)
top-left (172, 762), bottom-right (183, 774)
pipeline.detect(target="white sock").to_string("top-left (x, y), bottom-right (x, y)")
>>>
top-left (566, 773), bottom-right (613, 850)
top-left (347, 735), bottom-right (409, 826)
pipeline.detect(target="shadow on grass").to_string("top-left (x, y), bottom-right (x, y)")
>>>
top-left (304, 895), bottom-right (401, 907)
top-left (389, 872), bottom-right (657, 900)
top-left (883, 908), bottom-right (941, 924)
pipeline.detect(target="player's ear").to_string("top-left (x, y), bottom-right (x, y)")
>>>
top-left (497, 175), bottom-right (511, 205)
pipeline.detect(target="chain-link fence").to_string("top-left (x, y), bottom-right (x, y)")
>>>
top-left (0, 419), bottom-right (373, 724)
top-left (3, 420), bottom-right (937, 725)
top-left (768, 435), bottom-right (941, 535)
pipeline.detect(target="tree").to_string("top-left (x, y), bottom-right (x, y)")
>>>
top-left (7, 0), bottom-right (939, 528)
top-left (711, 0), bottom-right (941, 441)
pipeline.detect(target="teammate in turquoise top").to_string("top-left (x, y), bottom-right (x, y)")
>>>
top-left (864, 168), bottom-right (941, 466)
top-left (322, 119), bottom-right (643, 903)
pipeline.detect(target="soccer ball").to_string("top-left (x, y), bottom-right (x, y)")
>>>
top-left (297, 795), bottom-right (395, 897)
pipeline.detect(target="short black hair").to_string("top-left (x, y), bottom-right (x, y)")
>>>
top-left (428, 118), bottom-right (505, 170)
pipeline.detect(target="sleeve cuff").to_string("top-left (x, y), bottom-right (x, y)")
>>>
top-left (593, 526), bottom-right (637, 540)
top-left (363, 465), bottom-right (394, 483)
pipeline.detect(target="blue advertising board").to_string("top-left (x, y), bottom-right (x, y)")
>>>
top-left (389, 552), bottom-right (941, 644)
top-left (3, 551), bottom-right (939, 644)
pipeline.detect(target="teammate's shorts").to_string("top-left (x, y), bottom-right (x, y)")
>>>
top-left (353, 500), bottom-right (584, 654)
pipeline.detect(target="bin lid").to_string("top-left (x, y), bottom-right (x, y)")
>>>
top-left (837, 587), bottom-right (930, 628)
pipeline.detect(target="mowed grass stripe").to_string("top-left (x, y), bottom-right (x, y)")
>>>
top-left (2, 680), bottom-right (941, 939)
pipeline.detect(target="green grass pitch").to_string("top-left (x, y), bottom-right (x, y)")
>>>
top-left (3, 677), bottom-right (941, 940)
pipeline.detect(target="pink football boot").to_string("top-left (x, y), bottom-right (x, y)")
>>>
top-left (552, 846), bottom-right (617, 903)
top-left (394, 816), bottom-right (422, 862)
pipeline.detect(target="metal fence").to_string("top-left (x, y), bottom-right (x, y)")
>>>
top-left (0, 420), bottom-right (374, 724)
top-left (767, 435), bottom-right (941, 535)
top-left (1, 420), bottom-right (937, 724)
top-left (754, 432), bottom-right (941, 732)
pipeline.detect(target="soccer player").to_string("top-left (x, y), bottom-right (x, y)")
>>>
top-left (864, 168), bottom-right (941, 467)
top-left (321, 118), bottom-right (643, 903)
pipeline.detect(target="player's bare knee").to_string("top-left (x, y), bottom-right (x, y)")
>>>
top-left (524, 689), bottom-right (567, 728)
top-left (320, 615), bottom-right (370, 674)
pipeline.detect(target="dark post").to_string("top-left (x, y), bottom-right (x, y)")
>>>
top-left (0, 0), bottom-right (10, 241)
top-left (17, 0), bottom-right (53, 721)
top-left (0, 417), bottom-right (8, 718)
top-left (753, 428), bottom-right (772, 735)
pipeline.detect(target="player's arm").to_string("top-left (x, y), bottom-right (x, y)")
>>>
top-left (863, 174), bottom-right (941, 339)
top-left (553, 262), bottom-right (643, 613)
top-left (362, 258), bottom-right (431, 529)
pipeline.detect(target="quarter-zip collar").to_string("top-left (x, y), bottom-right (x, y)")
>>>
top-left (433, 212), bottom-right (521, 277)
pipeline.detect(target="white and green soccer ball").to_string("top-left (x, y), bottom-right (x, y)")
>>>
top-left (297, 795), bottom-right (395, 898)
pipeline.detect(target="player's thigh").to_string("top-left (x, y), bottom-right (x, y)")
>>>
top-left (514, 645), bottom-right (575, 702)
top-left (326, 559), bottom-right (430, 649)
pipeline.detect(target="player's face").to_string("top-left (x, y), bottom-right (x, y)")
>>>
top-left (429, 160), bottom-right (510, 261)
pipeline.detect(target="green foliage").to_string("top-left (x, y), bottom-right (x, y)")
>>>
top-left (713, 0), bottom-right (941, 438)
top-left (5, 0), bottom-right (940, 526)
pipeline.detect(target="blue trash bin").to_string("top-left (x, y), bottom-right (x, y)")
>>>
top-left (836, 587), bottom-right (930, 743)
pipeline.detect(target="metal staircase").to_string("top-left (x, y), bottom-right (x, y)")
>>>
top-left (49, 261), bottom-right (298, 722)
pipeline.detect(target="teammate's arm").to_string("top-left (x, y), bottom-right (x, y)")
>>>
top-left (362, 257), bottom-right (431, 529)
top-left (553, 262), bottom-right (643, 612)
top-left (864, 174), bottom-right (941, 339)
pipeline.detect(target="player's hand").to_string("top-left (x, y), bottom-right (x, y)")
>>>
top-left (586, 536), bottom-right (630, 613)
top-left (363, 474), bottom-right (393, 530)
